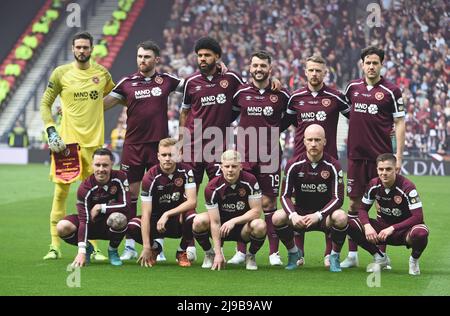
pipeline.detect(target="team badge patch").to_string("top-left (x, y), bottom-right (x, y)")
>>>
top-left (375, 92), bottom-right (384, 100)
top-left (238, 188), bottom-right (246, 197)
top-left (321, 170), bottom-right (330, 179)
top-left (394, 195), bottom-right (402, 204)
top-left (270, 94), bottom-right (278, 103)
top-left (155, 76), bottom-right (163, 84)
top-left (220, 80), bottom-right (229, 88)
top-left (322, 98), bottom-right (331, 107)
top-left (92, 76), bottom-right (99, 84)
top-left (109, 186), bottom-right (117, 195)
top-left (174, 178), bottom-right (183, 187)
top-left (409, 189), bottom-right (418, 197)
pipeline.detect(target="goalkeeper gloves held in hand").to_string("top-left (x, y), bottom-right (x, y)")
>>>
top-left (47, 126), bottom-right (66, 153)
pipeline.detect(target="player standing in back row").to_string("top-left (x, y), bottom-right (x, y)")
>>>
top-left (104, 40), bottom-right (185, 261)
top-left (286, 55), bottom-right (350, 267)
top-left (341, 46), bottom-right (406, 268)
top-left (227, 50), bottom-right (290, 266)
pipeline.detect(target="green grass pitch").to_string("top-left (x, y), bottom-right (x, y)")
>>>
top-left (0, 164), bottom-right (449, 295)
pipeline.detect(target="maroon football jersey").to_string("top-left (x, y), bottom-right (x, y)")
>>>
top-left (281, 152), bottom-right (344, 218)
top-left (181, 70), bottom-right (244, 139)
top-left (234, 82), bottom-right (290, 163)
top-left (111, 72), bottom-right (181, 144)
top-left (345, 77), bottom-right (405, 160)
top-left (76, 170), bottom-right (131, 244)
top-left (287, 84), bottom-right (350, 159)
top-left (140, 163), bottom-right (196, 217)
top-left (359, 174), bottom-right (424, 231)
top-left (204, 170), bottom-right (262, 223)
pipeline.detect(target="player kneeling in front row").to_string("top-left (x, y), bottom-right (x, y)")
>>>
top-left (193, 150), bottom-right (266, 271)
top-left (57, 148), bottom-right (131, 267)
top-left (347, 153), bottom-right (428, 275)
top-left (126, 138), bottom-right (197, 267)
top-left (274, 124), bottom-right (347, 272)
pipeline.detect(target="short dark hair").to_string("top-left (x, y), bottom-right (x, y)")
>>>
top-left (93, 148), bottom-right (114, 162)
top-left (376, 153), bottom-right (397, 166)
top-left (360, 46), bottom-right (385, 63)
top-left (72, 31), bottom-right (93, 47)
top-left (137, 40), bottom-right (160, 56)
top-left (251, 50), bottom-right (272, 64)
top-left (194, 37), bottom-right (222, 57)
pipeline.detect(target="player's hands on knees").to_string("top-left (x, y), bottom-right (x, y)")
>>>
top-left (220, 221), bottom-right (235, 238)
top-left (157, 215), bottom-right (168, 233)
top-left (72, 253), bottom-right (86, 268)
top-left (303, 214), bottom-right (319, 228)
top-left (364, 224), bottom-right (378, 244)
top-left (377, 226), bottom-right (394, 242)
top-left (211, 253), bottom-right (225, 271)
top-left (46, 126), bottom-right (66, 153)
top-left (90, 204), bottom-right (102, 222)
top-left (138, 247), bottom-right (155, 267)
top-left (291, 213), bottom-right (307, 229)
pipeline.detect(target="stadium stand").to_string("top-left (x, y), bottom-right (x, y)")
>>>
top-left (0, 0), bottom-right (447, 159)
top-left (152, 0), bottom-right (449, 158)
top-left (0, 0), bottom-right (64, 110)
top-left (95, 0), bottom-right (146, 69)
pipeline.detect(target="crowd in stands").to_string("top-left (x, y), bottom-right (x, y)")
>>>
top-left (133, 0), bottom-right (447, 158)
top-left (3, 0), bottom-right (447, 159)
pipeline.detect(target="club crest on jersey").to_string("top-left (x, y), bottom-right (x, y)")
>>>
top-left (155, 76), bottom-right (163, 84)
top-left (109, 186), bottom-right (117, 195)
top-left (174, 178), bottom-right (183, 187)
top-left (270, 94), bottom-right (278, 103)
top-left (375, 92), bottom-right (384, 100)
top-left (238, 188), bottom-right (246, 197)
top-left (220, 80), bottom-right (229, 88)
top-left (394, 195), bottom-right (402, 204)
top-left (321, 170), bottom-right (330, 179)
top-left (322, 98), bottom-right (331, 107)
top-left (92, 76), bottom-right (99, 84)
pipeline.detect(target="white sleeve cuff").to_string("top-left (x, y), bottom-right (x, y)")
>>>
top-left (315, 211), bottom-right (323, 221)
top-left (78, 242), bottom-right (86, 254)
top-left (100, 204), bottom-right (107, 214)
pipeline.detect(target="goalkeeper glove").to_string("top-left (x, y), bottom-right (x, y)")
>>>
top-left (47, 126), bottom-right (66, 153)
